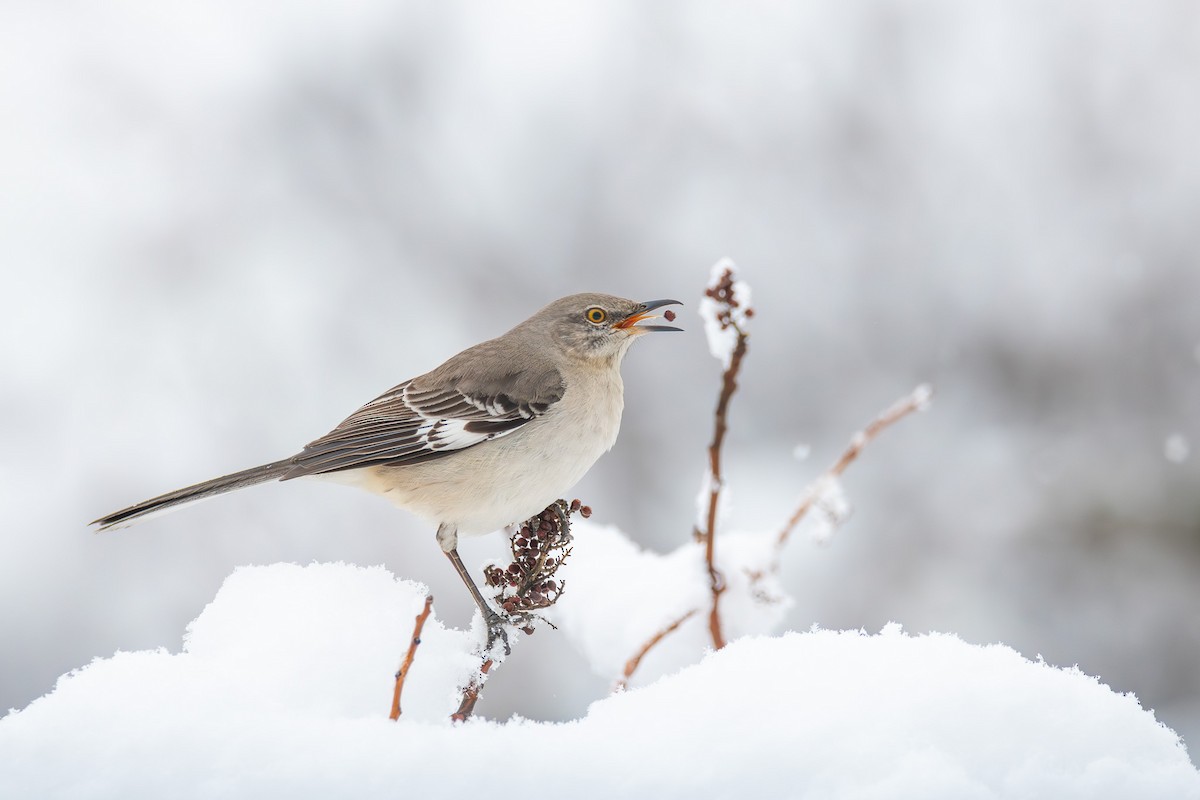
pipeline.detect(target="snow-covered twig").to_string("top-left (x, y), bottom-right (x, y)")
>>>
top-left (694, 260), bottom-right (754, 651)
top-left (451, 659), bottom-right (493, 722)
top-left (613, 609), bottom-right (698, 692)
top-left (448, 500), bottom-right (587, 721)
top-left (777, 384), bottom-right (933, 549)
top-left (389, 594), bottom-right (433, 720)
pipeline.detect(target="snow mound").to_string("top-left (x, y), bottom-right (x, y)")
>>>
top-left (550, 523), bottom-right (790, 681)
top-left (2, 563), bottom-right (1197, 799)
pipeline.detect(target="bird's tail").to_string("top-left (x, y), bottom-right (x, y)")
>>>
top-left (91, 459), bottom-right (293, 531)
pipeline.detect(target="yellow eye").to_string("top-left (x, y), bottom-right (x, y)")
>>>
top-left (585, 307), bottom-right (607, 324)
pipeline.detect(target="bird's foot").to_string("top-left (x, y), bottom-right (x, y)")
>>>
top-left (483, 608), bottom-right (512, 657)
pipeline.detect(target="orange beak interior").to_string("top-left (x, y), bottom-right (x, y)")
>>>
top-left (616, 311), bottom-right (657, 330)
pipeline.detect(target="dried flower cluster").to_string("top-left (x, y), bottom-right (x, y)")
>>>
top-left (705, 267), bottom-right (755, 331)
top-left (483, 499), bottom-right (588, 619)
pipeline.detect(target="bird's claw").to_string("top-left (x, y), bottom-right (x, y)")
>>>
top-left (483, 609), bottom-right (511, 656)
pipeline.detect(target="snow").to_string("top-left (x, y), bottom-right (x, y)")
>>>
top-left (912, 381), bottom-right (935, 411)
top-left (3, 562), bottom-right (1196, 799)
top-left (550, 523), bottom-right (789, 681)
top-left (802, 474), bottom-right (853, 545)
top-left (697, 257), bottom-right (753, 368)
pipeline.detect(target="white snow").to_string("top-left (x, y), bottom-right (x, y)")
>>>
top-left (550, 523), bottom-right (789, 681)
top-left (912, 381), bottom-right (935, 410)
top-left (698, 257), bottom-right (753, 368)
top-left (802, 474), bottom-right (853, 545)
top-left (2, 561), bottom-right (1195, 799)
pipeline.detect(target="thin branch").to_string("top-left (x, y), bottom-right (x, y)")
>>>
top-left (389, 594), bottom-right (434, 720)
top-left (694, 266), bottom-right (753, 651)
top-left (703, 328), bottom-right (747, 650)
top-left (613, 609), bottom-right (699, 692)
top-left (451, 658), bottom-right (494, 722)
top-left (777, 384), bottom-right (933, 549)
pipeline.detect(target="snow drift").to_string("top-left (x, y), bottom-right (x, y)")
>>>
top-left (1, 561), bottom-right (1196, 799)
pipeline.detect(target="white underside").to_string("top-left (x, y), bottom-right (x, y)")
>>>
top-left (322, 360), bottom-right (625, 538)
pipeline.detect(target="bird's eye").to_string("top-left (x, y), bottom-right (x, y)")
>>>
top-left (585, 307), bottom-right (607, 324)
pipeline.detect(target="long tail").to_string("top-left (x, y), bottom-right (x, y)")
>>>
top-left (91, 459), bottom-right (293, 531)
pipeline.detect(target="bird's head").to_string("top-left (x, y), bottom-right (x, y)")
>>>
top-left (532, 293), bottom-right (683, 361)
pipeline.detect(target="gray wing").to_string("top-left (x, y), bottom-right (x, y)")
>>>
top-left (282, 359), bottom-right (565, 479)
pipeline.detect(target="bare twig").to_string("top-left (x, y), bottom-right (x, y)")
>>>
top-left (694, 266), bottom-right (753, 651)
top-left (613, 609), bottom-right (699, 692)
top-left (777, 384), bottom-right (932, 548)
top-left (389, 594), bottom-right (434, 720)
top-left (703, 335), bottom-right (745, 650)
top-left (451, 659), bottom-right (493, 722)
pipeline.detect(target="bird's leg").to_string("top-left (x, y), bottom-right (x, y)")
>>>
top-left (444, 547), bottom-right (511, 656)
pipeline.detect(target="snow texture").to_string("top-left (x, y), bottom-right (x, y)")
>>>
top-left (698, 257), bottom-right (753, 368)
top-left (1, 562), bottom-right (1195, 799)
top-left (550, 523), bottom-right (789, 681)
top-left (912, 381), bottom-right (935, 410)
top-left (802, 474), bottom-right (853, 545)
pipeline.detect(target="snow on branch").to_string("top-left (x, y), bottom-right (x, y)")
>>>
top-left (452, 659), bottom-right (493, 722)
top-left (383, 498), bottom-right (592, 722)
top-left (694, 258), bottom-right (754, 651)
top-left (777, 383), bottom-right (933, 549)
top-left (698, 257), bottom-right (754, 368)
top-left (601, 266), bottom-right (933, 690)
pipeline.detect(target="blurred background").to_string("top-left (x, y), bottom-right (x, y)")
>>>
top-left (3, 0), bottom-right (1198, 747)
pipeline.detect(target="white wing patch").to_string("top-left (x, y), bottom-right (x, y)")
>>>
top-left (283, 377), bottom-right (559, 479)
top-left (420, 417), bottom-right (517, 452)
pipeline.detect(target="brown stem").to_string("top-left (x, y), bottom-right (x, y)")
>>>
top-left (777, 385), bottom-right (932, 549)
top-left (696, 324), bottom-right (748, 650)
top-left (613, 609), bottom-right (699, 692)
top-left (451, 659), bottom-right (494, 722)
top-left (389, 594), bottom-right (434, 720)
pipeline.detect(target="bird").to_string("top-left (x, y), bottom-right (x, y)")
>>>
top-left (92, 293), bottom-right (682, 651)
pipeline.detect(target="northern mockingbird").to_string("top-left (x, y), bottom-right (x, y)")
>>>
top-left (93, 293), bottom-right (681, 649)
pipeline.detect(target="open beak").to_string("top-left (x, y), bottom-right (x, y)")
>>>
top-left (615, 298), bottom-right (684, 332)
